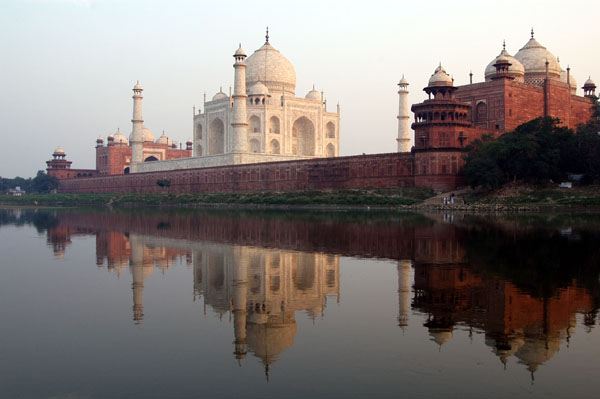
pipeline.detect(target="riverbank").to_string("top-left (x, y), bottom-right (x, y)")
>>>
top-left (2, 184), bottom-right (600, 212)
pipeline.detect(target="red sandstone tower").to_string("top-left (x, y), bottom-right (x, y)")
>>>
top-left (411, 65), bottom-right (476, 190)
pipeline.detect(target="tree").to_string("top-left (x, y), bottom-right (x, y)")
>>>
top-left (32, 170), bottom-right (59, 193)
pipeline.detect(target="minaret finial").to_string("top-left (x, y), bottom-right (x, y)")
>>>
top-left (265, 26), bottom-right (269, 43)
top-left (503, 40), bottom-right (506, 51)
top-left (531, 28), bottom-right (534, 38)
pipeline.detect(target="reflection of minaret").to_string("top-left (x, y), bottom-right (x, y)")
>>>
top-left (232, 256), bottom-right (248, 362)
top-left (130, 235), bottom-right (145, 324)
top-left (397, 260), bottom-right (411, 331)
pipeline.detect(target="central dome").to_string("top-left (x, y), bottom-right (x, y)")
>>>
top-left (514, 33), bottom-right (561, 85)
top-left (246, 41), bottom-right (296, 95)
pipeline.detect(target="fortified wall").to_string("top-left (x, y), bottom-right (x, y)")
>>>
top-left (58, 152), bottom-right (460, 194)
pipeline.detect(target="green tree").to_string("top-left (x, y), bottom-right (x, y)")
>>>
top-left (31, 170), bottom-right (59, 193)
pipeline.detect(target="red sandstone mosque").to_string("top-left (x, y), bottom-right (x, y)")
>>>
top-left (52, 30), bottom-right (597, 192)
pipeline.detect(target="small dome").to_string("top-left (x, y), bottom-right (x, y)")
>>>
top-left (156, 131), bottom-right (173, 146)
top-left (248, 81), bottom-right (269, 96)
top-left (113, 129), bottom-right (128, 145)
top-left (559, 69), bottom-right (577, 90)
top-left (234, 45), bottom-right (246, 57)
top-left (305, 86), bottom-right (321, 101)
top-left (96, 136), bottom-right (104, 142)
top-left (107, 135), bottom-right (114, 141)
top-left (54, 146), bottom-right (65, 155)
top-left (428, 64), bottom-right (453, 87)
top-left (584, 76), bottom-right (596, 87)
top-left (186, 139), bottom-right (193, 144)
top-left (129, 125), bottom-right (154, 142)
top-left (212, 88), bottom-right (228, 101)
top-left (485, 48), bottom-right (525, 82)
top-left (133, 81), bottom-right (142, 90)
top-left (398, 75), bottom-right (409, 85)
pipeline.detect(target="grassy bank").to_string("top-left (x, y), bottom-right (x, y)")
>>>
top-left (465, 184), bottom-right (600, 207)
top-left (0, 187), bottom-right (434, 207)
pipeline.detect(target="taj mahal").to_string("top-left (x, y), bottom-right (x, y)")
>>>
top-left (132, 29), bottom-right (340, 174)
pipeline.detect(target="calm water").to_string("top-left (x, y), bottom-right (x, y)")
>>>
top-left (1, 208), bottom-right (599, 398)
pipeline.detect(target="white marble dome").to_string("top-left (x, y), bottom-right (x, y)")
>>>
top-left (212, 89), bottom-right (228, 101)
top-left (485, 48), bottom-right (525, 82)
top-left (54, 146), bottom-right (65, 155)
top-left (128, 125), bottom-right (154, 143)
top-left (560, 69), bottom-right (577, 91)
top-left (114, 129), bottom-right (128, 145)
top-left (246, 41), bottom-right (296, 95)
top-left (247, 81), bottom-right (269, 96)
top-left (305, 87), bottom-right (321, 101)
top-left (428, 64), bottom-right (453, 87)
top-left (514, 35), bottom-right (561, 81)
top-left (584, 76), bottom-right (596, 87)
top-left (156, 131), bottom-right (173, 146)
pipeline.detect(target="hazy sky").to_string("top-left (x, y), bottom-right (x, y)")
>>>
top-left (1, 0), bottom-right (598, 178)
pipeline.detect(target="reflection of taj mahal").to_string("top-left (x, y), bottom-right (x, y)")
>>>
top-left (193, 245), bottom-right (339, 372)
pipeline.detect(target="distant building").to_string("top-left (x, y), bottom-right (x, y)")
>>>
top-left (7, 186), bottom-right (26, 196)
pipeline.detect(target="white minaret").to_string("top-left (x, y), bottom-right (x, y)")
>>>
top-left (130, 81), bottom-right (144, 171)
top-left (397, 75), bottom-right (411, 152)
top-left (231, 45), bottom-right (248, 153)
top-left (398, 259), bottom-right (411, 332)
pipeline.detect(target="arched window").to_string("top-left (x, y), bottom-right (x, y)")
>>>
top-left (249, 115), bottom-right (261, 133)
top-left (270, 116), bottom-right (280, 134)
top-left (208, 118), bottom-right (225, 155)
top-left (144, 156), bottom-right (158, 162)
top-left (196, 144), bottom-right (203, 156)
top-left (269, 139), bottom-right (280, 154)
top-left (124, 167), bottom-right (130, 174)
top-left (196, 124), bottom-right (202, 140)
top-left (326, 122), bottom-right (335, 138)
top-left (326, 143), bottom-right (335, 157)
top-left (292, 117), bottom-right (315, 156)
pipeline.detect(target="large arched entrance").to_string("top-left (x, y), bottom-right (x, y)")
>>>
top-left (292, 117), bottom-right (315, 156)
top-left (208, 118), bottom-right (225, 155)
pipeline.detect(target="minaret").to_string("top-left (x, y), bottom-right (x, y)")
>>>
top-left (397, 260), bottom-right (411, 332)
top-left (397, 75), bottom-right (411, 152)
top-left (231, 45), bottom-right (248, 153)
top-left (130, 81), bottom-right (144, 172)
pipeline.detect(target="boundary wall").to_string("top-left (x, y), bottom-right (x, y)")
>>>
top-left (60, 152), bottom-right (424, 194)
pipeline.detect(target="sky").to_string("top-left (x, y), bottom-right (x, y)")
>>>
top-left (1, 0), bottom-right (598, 178)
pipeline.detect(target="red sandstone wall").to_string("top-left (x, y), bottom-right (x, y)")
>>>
top-left (59, 153), bottom-right (417, 194)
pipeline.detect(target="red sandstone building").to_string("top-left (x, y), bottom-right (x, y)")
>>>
top-left (47, 128), bottom-right (192, 179)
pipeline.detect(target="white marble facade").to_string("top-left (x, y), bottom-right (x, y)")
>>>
top-left (193, 34), bottom-right (340, 161)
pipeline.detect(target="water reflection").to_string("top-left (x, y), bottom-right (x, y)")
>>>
top-left (2, 208), bottom-right (599, 381)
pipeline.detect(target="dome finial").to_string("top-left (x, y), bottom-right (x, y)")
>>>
top-left (531, 27), bottom-right (534, 38)
top-left (265, 26), bottom-right (269, 43)
top-left (503, 40), bottom-right (506, 51)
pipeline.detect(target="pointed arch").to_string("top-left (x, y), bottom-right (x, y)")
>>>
top-left (208, 118), bottom-right (225, 155)
top-left (292, 116), bottom-right (315, 156)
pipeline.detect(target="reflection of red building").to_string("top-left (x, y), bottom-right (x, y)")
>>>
top-left (411, 261), bottom-right (594, 377)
